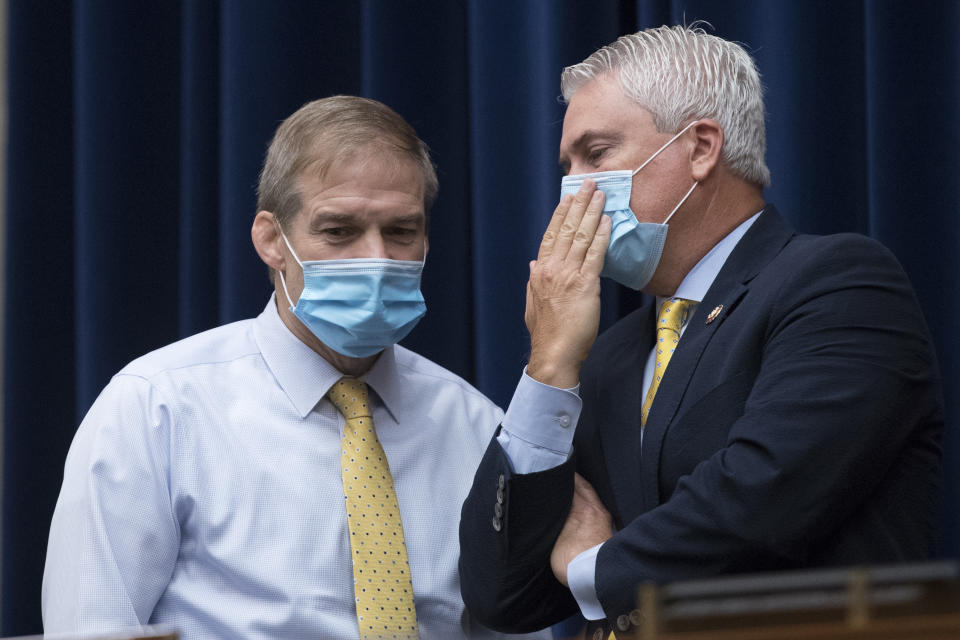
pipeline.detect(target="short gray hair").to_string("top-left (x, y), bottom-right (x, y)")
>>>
top-left (561, 25), bottom-right (770, 188)
top-left (257, 95), bottom-right (439, 229)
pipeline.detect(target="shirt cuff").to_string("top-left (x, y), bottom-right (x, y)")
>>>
top-left (496, 428), bottom-right (570, 474)
top-left (502, 368), bottom-right (581, 453)
top-left (568, 543), bottom-right (605, 621)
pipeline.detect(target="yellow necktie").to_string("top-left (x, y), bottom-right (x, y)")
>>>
top-left (328, 377), bottom-right (419, 640)
top-left (640, 298), bottom-right (695, 427)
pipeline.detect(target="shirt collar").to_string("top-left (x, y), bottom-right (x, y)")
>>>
top-left (662, 210), bottom-right (763, 306)
top-left (254, 296), bottom-right (403, 421)
top-left (254, 296), bottom-right (342, 418)
top-left (364, 347), bottom-right (405, 423)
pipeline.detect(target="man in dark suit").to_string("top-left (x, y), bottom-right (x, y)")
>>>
top-left (459, 25), bottom-right (944, 637)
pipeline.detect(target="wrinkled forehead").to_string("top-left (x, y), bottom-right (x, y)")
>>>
top-left (301, 139), bottom-right (411, 182)
top-left (295, 144), bottom-right (422, 197)
top-left (292, 151), bottom-right (426, 218)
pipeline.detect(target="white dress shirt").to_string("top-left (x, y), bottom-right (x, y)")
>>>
top-left (43, 297), bottom-right (551, 640)
top-left (499, 212), bottom-right (762, 620)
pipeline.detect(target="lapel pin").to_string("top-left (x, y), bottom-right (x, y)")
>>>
top-left (706, 304), bottom-right (724, 325)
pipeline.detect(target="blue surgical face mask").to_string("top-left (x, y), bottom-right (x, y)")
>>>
top-left (277, 233), bottom-right (427, 358)
top-left (560, 120), bottom-right (699, 290)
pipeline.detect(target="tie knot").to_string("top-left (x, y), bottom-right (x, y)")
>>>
top-left (657, 298), bottom-right (695, 334)
top-left (327, 377), bottom-right (372, 419)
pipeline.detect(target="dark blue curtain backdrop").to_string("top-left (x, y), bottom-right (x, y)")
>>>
top-left (3, 0), bottom-right (958, 634)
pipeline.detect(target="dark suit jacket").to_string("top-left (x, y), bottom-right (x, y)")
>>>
top-left (459, 206), bottom-right (944, 635)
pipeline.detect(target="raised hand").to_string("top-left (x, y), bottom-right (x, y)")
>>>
top-left (526, 180), bottom-right (611, 388)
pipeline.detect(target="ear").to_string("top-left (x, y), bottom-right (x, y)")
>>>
top-left (689, 119), bottom-right (725, 182)
top-left (251, 210), bottom-right (285, 271)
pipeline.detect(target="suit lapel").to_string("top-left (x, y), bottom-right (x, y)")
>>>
top-left (638, 206), bottom-right (796, 513)
top-left (638, 284), bottom-right (747, 511)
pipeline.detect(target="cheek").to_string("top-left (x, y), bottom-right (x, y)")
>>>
top-left (278, 262), bottom-right (305, 300)
top-left (386, 243), bottom-right (427, 262)
top-left (628, 189), bottom-right (665, 223)
top-left (629, 173), bottom-right (689, 222)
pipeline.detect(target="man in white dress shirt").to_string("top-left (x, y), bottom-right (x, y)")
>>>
top-left (42, 96), bottom-right (556, 640)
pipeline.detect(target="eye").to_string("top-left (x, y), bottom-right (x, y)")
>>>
top-left (586, 147), bottom-right (608, 165)
top-left (318, 226), bottom-right (355, 239)
top-left (385, 227), bottom-right (418, 241)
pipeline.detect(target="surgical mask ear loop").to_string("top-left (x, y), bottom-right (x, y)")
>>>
top-left (663, 181), bottom-right (698, 224)
top-left (628, 119), bottom-right (700, 225)
top-left (417, 239), bottom-right (427, 275)
top-left (277, 230), bottom-right (304, 310)
top-left (631, 120), bottom-right (700, 176)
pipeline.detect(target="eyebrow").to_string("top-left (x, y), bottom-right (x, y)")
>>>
top-left (385, 214), bottom-right (425, 226)
top-left (308, 212), bottom-right (357, 225)
top-left (558, 129), bottom-right (624, 171)
top-left (307, 211), bottom-right (425, 226)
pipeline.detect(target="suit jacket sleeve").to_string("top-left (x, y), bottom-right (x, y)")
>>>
top-left (459, 429), bottom-right (579, 633)
top-left (593, 234), bottom-right (943, 617)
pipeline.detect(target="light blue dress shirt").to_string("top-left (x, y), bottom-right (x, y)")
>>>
top-left (499, 212), bottom-right (761, 620)
top-left (43, 298), bottom-right (551, 640)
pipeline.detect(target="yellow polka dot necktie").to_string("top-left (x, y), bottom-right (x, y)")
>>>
top-left (328, 377), bottom-right (419, 640)
top-left (640, 298), bottom-right (695, 427)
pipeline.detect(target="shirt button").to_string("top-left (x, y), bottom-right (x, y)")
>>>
top-left (558, 415), bottom-right (571, 428)
top-left (494, 503), bottom-right (503, 519)
top-left (617, 614), bottom-right (630, 631)
top-left (592, 629), bottom-right (604, 640)
top-left (496, 487), bottom-right (505, 505)
top-left (629, 609), bottom-right (643, 626)
top-left (498, 474), bottom-right (505, 490)
top-left (492, 516), bottom-right (502, 532)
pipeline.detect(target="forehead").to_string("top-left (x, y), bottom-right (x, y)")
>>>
top-left (296, 152), bottom-right (425, 215)
top-left (559, 75), bottom-right (658, 156)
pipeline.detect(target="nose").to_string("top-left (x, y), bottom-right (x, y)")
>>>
top-left (356, 231), bottom-right (389, 259)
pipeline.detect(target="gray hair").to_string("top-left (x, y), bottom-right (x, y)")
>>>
top-left (561, 24), bottom-right (770, 188)
top-left (257, 95), bottom-right (439, 229)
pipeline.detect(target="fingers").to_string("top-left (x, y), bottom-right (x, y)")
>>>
top-left (580, 214), bottom-right (611, 277)
top-left (538, 194), bottom-right (573, 262)
top-left (526, 181), bottom-right (607, 388)
top-left (572, 473), bottom-right (609, 513)
top-left (538, 180), bottom-right (601, 263)
top-left (523, 265), bottom-right (535, 329)
top-left (553, 182), bottom-right (598, 261)
top-left (573, 472), bottom-right (599, 499)
top-left (563, 188), bottom-right (606, 266)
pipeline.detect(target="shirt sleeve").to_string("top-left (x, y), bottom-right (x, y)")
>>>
top-left (42, 374), bottom-right (180, 632)
top-left (567, 544), bottom-right (605, 620)
top-left (495, 369), bottom-right (581, 474)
